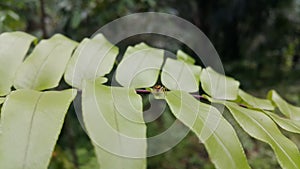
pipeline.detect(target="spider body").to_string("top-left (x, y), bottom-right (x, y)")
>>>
top-left (151, 85), bottom-right (167, 99)
top-left (153, 85), bottom-right (166, 93)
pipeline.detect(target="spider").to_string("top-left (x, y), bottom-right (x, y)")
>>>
top-left (152, 85), bottom-right (166, 93)
top-left (151, 85), bottom-right (167, 99)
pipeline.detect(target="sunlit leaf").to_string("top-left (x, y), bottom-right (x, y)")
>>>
top-left (268, 90), bottom-right (300, 120)
top-left (95, 76), bottom-right (108, 85)
top-left (0, 97), bottom-right (3, 134)
top-left (64, 34), bottom-right (118, 89)
top-left (166, 90), bottom-right (251, 169)
top-left (14, 34), bottom-right (77, 90)
top-left (0, 97), bottom-right (4, 104)
top-left (0, 89), bottom-right (76, 169)
top-left (200, 67), bottom-right (240, 100)
top-left (0, 31), bottom-right (36, 96)
top-left (239, 89), bottom-right (274, 110)
top-left (161, 58), bottom-right (201, 92)
top-left (176, 50), bottom-right (195, 64)
top-left (82, 80), bottom-right (146, 169)
top-left (264, 111), bottom-right (300, 134)
top-left (226, 102), bottom-right (300, 169)
top-left (116, 43), bottom-right (164, 88)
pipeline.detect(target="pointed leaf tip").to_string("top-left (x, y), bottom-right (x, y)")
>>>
top-left (200, 67), bottom-right (240, 100)
top-left (268, 90), bottom-right (300, 120)
top-left (238, 89), bottom-right (274, 111)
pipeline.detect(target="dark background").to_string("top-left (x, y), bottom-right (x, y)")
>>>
top-left (1, 0), bottom-right (300, 168)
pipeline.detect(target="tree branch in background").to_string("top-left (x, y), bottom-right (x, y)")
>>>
top-left (39, 0), bottom-right (47, 38)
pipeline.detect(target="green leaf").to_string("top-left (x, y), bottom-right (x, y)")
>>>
top-left (0, 31), bottom-right (36, 96)
top-left (161, 58), bottom-right (201, 92)
top-left (64, 34), bottom-right (118, 89)
top-left (176, 50), bottom-right (195, 64)
top-left (115, 43), bottom-right (164, 88)
top-left (95, 76), bottom-right (108, 85)
top-left (264, 111), bottom-right (300, 134)
top-left (14, 34), bottom-right (77, 90)
top-left (0, 97), bottom-right (3, 134)
top-left (0, 89), bottom-right (76, 169)
top-left (225, 102), bottom-right (300, 169)
top-left (200, 67), bottom-right (240, 100)
top-left (238, 89), bottom-right (274, 110)
top-left (268, 90), bottom-right (300, 120)
top-left (82, 80), bottom-right (146, 169)
top-left (0, 97), bottom-right (4, 104)
top-left (165, 90), bottom-right (250, 169)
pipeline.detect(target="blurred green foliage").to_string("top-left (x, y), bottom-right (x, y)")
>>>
top-left (2, 0), bottom-right (299, 88)
top-left (1, 0), bottom-right (299, 168)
